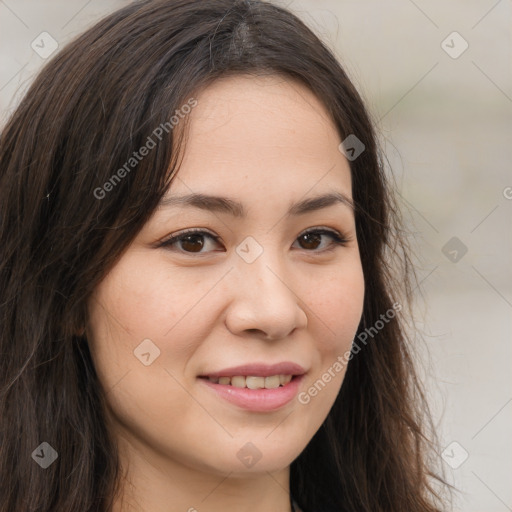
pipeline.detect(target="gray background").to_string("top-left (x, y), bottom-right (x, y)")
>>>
top-left (1, 1), bottom-right (511, 510)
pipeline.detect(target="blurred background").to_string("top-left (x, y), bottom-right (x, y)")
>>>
top-left (1, 1), bottom-right (510, 510)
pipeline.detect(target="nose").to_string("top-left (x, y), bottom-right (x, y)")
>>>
top-left (224, 257), bottom-right (308, 341)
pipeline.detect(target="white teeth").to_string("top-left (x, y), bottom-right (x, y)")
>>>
top-left (206, 374), bottom-right (294, 389)
top-left (231, 376), bottom-right (246, 388)
top-left (264, 375), bottom-right (281, 389)
top-left (246, 376), bottom-right (265, 389)
top-left (280, 375), bottom-right (292, 385)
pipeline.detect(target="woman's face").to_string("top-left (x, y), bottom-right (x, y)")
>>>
top-left (87, 75), bottom-right (365, 479)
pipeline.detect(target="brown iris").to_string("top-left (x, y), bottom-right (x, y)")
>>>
top-left (298, 232), bottom-right (322, 250)
top-left (180, 234), bottom-right (205, 252)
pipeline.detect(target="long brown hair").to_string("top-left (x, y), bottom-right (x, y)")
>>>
top-left (0, 0), bottom-right (446, 510)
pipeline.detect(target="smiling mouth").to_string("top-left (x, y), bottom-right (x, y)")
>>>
top-left (200, 374), bottom-right (295, 389)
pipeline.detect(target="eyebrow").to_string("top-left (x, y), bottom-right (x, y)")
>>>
top-left (157, 191), bottom-right (354, 217)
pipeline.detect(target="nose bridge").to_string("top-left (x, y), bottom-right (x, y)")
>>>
top-left (242, 252), bottom-right (289, 301)
top-left (235, 233), bottom-right (281, 286)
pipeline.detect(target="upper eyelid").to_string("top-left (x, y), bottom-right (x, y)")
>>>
top-left (166, 226), bottom-right (342, 237)
top-left (164, 227), bottom-right (220, 241)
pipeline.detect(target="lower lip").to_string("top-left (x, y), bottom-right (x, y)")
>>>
top-left (199, 376), bottom-right (304, 412)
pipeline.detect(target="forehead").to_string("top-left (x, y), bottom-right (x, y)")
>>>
top-left (171, 74), bottom-right (352, 199)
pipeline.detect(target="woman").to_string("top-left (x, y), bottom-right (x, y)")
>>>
top-left (0, 0), bottom-right (447, 510)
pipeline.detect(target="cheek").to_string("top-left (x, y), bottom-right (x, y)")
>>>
top-left (86, 254), bottom-right (223, 387)
top-left (295, 260), bottom-right (364, 431)
top-left (305, 258), bottom-right (365, 354)
top-left (86, 257), bottom-right (166, 386)
top-left (86, 260), bottom-right (218, 452)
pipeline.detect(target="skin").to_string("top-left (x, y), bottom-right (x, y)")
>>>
top-left (87, 74), bottom-right (365, 512)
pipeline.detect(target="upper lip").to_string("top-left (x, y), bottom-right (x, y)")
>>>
top-left (199, 362), bottom-right (306, 378)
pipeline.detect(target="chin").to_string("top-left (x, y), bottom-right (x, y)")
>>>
top-left (198, 432), bottom-right (307, 476)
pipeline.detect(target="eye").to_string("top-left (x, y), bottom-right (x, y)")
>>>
top-left (293, 228), bottom-right (348, 252)
top-left (159, 228), bottom-right (222, 254)
top-left (159, 227), bottom-right (349, 255)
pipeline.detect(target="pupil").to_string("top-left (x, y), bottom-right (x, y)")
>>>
top-left (181, 235), bottom-right (204, 252)
top-left (301, 233), bottom-right (320, 249)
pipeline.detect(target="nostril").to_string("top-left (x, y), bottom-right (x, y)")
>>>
top-left (243, 328), bottom-right (272, 338)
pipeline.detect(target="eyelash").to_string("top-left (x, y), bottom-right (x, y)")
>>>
top-left (159, 227), bottom-right (349, 255)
